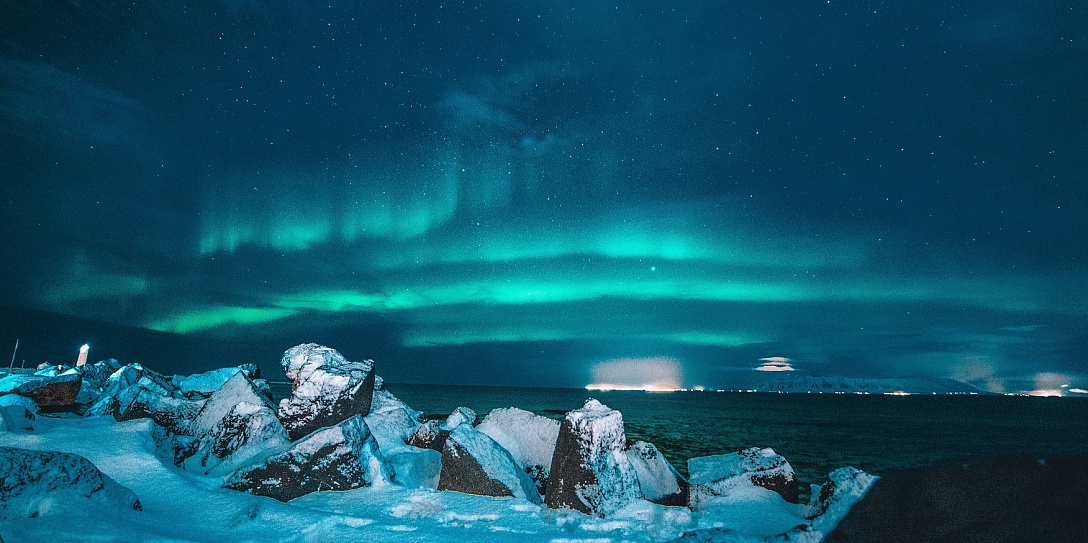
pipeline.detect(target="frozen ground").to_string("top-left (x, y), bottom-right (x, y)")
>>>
top-left (0, 413), bottom-right (857, 543)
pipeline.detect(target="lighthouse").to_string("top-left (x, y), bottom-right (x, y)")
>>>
top-left (76, 344), bottom-right (89, 367)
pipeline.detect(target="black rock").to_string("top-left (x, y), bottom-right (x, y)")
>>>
top-left (0, 372), bottom-right (82, 413)
top-left (545, 399), bottom-right (640, 516)
top-left (437, 425), bottom-right (540, 503)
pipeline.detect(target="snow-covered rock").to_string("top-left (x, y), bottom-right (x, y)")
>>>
top-left (73, 358), bottom-right (123, 407)
top-left (173, 366), bottom-right (254, 399)
top-left (224, 414), bottom-right (392, 501)
top-left (0, 446), bottom-right (142, 520)
top-left (172, 372), bottom-right (287, 474)
top-left (477, 407), bottom-right (560, 494)
top-left (805, 467), bottom-right (877, 532)
top-left (627, 441), bottom-right (689, 506)
top-left (113, 379), bottom-right (205, 434)
top-left (407, 419), bottom-right (447, 451)
top-left (190, 372), bottom-right (273, 436)
top-left (442, 406), bottom-right (477, 429)
top-left (0, 372), bottom-right (82, 412)
top-left (181, 401), bottom-right (290, 475)
top-left (688, 447), bottom-right (800, 508)
top-left (546, 399), bottom-right (641, 516)
top-left (438, 424), bottom-right (541, 503)
top-left (277, 343), bottom-right (377, 441)
top-left (403, 406), bottom-right (476, 452)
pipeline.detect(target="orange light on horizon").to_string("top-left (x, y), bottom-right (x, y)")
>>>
top-left (586, 356), bottom-right (684, 392)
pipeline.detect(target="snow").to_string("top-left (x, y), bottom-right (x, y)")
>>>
top-left (363, 399), bottom-right (423, 453)
top-left (626, 441), bottom-right (684, 502)
top-left (387, 448), bottom-right (443, 489)
top-left (477, 406), bottom-right (560, 482)
top-left (0, 407), bottom-right (13, 432)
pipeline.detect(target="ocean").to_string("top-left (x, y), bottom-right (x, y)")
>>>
top-left (272, 383), bottom-right (1088, 488)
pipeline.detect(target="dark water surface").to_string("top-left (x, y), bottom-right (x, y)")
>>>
top-left (274, 382), bottom-right (1088, 486)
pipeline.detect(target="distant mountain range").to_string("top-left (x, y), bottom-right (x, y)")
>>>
top-left (752, 374), bottom-right (993, 395)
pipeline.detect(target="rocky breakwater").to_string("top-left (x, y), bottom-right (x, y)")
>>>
top-left (1, 342), bottom-right (880, 539)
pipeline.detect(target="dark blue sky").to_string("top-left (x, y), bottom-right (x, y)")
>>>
top-left (1, 1), bottom-right (1085, 392)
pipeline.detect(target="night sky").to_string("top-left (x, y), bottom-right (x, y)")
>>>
top-left (2, 1), bottom-right (1086, 392)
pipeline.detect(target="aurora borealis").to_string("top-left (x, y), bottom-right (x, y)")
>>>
top-left (1, 2), bottom-right (1085, 391)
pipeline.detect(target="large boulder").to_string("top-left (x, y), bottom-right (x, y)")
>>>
top-left (189, 372), bottom-right (273, 436)
top-left (113, 378), bottom-right (204, 434)
top-left (176, 372), bottom-right (289, 474)
top-left (826, 458), bottom-right (1087, 542)
top-left (545, 399), bottom-right (641, 516)
top-left (277, 343), bottom-right (376, 441)
top-left (74, 359), bottom-right (123, 407)
top-left (626, 441), bottom-right (689, 506)
top-left (0, 446), bottom-right (142, 520)
top-left (477, 407), bottom-right (560, 494)
top-left (688, 447), bottom-right (800, 508)
top-left (807, 467), bottom-right (878, 521)
top-left (0, 372), bottom-right (82, 413)
top-left (84, 364), bottom-right (146, 416)
top-left (437, 424), bottom-right (541, 503)
top-left (181, 401), bottom-right (289, 475)
top-left (224, 414), bottom-right (391, 502)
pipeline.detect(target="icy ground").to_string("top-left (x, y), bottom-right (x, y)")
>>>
top-left (0, 414), bottom-right (846, 543)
